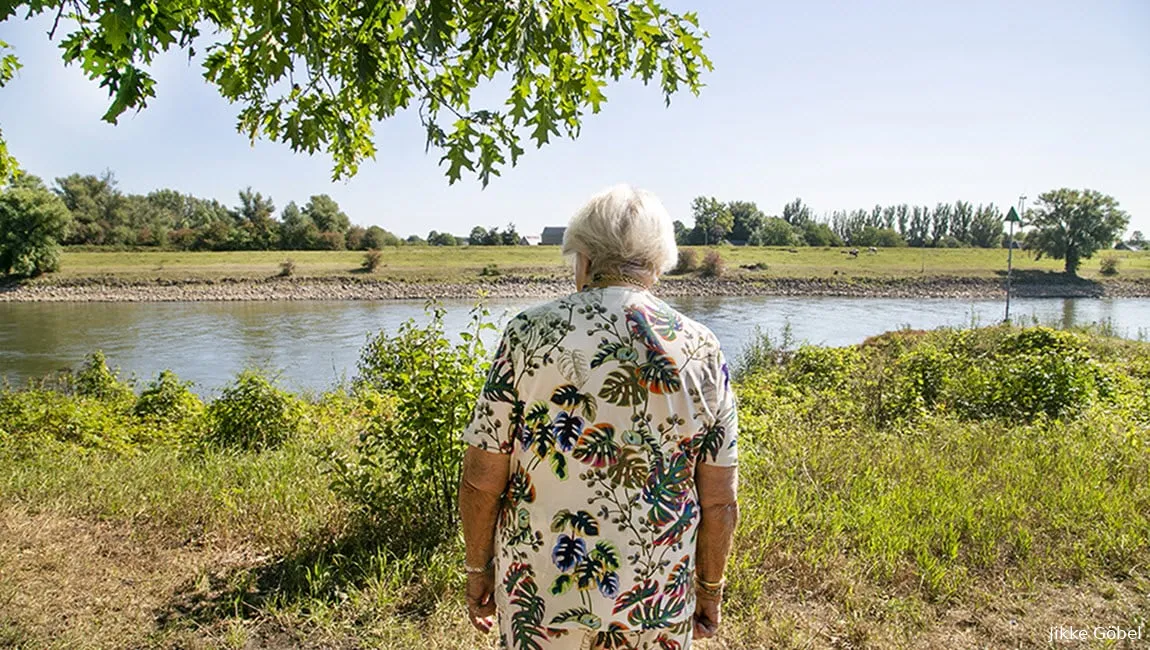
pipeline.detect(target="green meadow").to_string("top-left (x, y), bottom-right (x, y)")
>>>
top-left (1, 322), bottom-right (1147, 649)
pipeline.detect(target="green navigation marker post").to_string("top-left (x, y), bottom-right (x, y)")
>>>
top-left (1004, 201), bottom-right (1024, 322)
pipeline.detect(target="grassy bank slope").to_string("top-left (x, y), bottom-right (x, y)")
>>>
top-left (26, 246), bottom-right (1150, 284)
top-left (1, 325), bottom-right (1148, 648)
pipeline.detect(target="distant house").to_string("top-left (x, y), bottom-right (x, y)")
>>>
top-left (521, 234), bottom-right (542, 246)
top-left (1115, 241), bottom-right (1142, 252)
top-left (541, 227), bottom-right (566, 245)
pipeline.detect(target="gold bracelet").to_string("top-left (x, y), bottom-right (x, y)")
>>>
top-left (464, 557), bottom-right (495, 574)
top-left (696, 576), bottom-right (725, 591)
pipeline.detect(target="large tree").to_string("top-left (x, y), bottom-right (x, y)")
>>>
top-left (1025, 189), bottom-right (1129, 276)
top-left (0, 174), bottom-right (72, 276)
top-left (0, 2), bottom-right (710, 184)
top-left (688, 196), bottom-right (733, 245)
top-left (727, 200), bottom-right (764, 243)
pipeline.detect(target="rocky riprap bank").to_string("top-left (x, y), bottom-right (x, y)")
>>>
top-left (3, 275), bottom-right (1149, 302)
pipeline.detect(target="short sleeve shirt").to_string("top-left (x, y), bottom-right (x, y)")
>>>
top-left (462, 287), bottom-right (738, 644)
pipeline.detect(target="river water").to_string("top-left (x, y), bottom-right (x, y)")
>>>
top-left (2, 296), bottom-right (1147, 394)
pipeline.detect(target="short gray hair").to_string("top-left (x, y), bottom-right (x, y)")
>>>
top-left (562, 185), bottom-right (678, 280)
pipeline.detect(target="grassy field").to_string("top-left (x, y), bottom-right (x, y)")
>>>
top-left (1, 324), bottom-right (1147, 648)
top-left (30, 246), bottom-right (1150, 284)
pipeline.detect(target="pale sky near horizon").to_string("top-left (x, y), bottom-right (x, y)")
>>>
top-left (1, 0), bottom-right (1147, 238)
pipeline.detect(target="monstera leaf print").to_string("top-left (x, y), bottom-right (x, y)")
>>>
top-left (643, 452), bottom-right (692, 526)
top-left (643, 304), bottom-right (684, 341)
top-left (552, 411), bottom-right (583, 452)
top-left (605, 446), bottom-right (649, 489)
top-left (552, 534), bottom-right (588, 572)
top-left (507, 466), bottom-right (537, 505)
top-left (591, 623), bottom-right (633, 650)
top-left (612, 579), bottom-right (659, 614)
top-left (507, 564), bottom-right (548, 650)
top-left (599, 369), bottom-right (646, 407)
top-left (663, 556), bottom-right (692, 599)
top-left (550, 509), bottom-right (601, 536)
top-left (556, 348), bottom-right (589, 386)
top-left (572, 424), bottom-right (621, 467)
top-left (549, 607), bottom-right (602, 630)
top-left (591, 339), bottom-right (628, 369)
top-left (637, 349), bottom-right (681, 394)
top-left (692, 422), bottom-right (727, 463)
top-left (653, 502), bottom-right (697, 547)
top-left (625, 594), bottom-right (687, 629)
top-left (624, 307), bottom-right (666, 353)
top-left (551, 384), bottom-right (583, 408)
top-left (482, 355), bottom-right (517, 403)
top-left (574, 540), bottom-right (621, 598)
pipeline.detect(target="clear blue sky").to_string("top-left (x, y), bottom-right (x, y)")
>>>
top-left (2, 0), bottom-right (1147, 237)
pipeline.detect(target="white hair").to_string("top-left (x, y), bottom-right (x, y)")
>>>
top-left (562, 185), bottom-right (678, 280)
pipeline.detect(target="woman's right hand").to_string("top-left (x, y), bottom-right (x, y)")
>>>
top-left (466, 571), bottom-right (497, 633)
top-left (693, 592), bottom-right (722, 639)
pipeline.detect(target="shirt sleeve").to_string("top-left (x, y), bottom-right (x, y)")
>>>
top-left (699, 347), bottom-right (739, 467)
top-left (460, 326), bottom-right (520, 454)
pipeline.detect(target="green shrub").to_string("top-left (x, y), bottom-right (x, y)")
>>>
top-left (327, 304), bottom-right (493, 551)
top-left (134, 370), bottom-right (204, 426)
top-left (278, 259), bottom-right (296, 277)
top-left (1099, 255), bottom-right (1119, 276)
top-left (362, 249), bottom-right (383, 272)
top-left (74, 351), bottom-right (135, 407)
top-left (0, 390), bottom-right (158, 453)
top-left (671, 249), bottom-right (697, 274)
top-left (700, 249), bottom-right (724, 278)
top-left (205, 370), bottom-right (303, 451)
top-left (479, 263), bottom-right (501, 277)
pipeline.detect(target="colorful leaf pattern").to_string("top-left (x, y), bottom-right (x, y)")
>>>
top-left (461, 288), bottom-right (738, 638)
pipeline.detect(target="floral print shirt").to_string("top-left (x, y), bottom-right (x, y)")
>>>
top-left (462, 287), bottom-right (738, 648)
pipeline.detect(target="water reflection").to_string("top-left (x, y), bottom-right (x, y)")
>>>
top-left (2, 296), bottom-right (1147, 393)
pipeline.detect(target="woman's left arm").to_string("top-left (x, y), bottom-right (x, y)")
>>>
top-left (459, 446), bottom-right (511, 633)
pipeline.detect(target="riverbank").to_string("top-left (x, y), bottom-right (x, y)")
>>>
top-left (3, 273), bottom-right (1150, 302)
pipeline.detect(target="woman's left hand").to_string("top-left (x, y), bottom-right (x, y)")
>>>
top-left (466, 571), bottom-right (497, 633)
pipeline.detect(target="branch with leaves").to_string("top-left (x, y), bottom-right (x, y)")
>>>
top-left (0, 0), bottom-right (711, 184)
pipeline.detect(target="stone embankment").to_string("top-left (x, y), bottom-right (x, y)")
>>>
top-left (2, 275), bottom-right (1148, 302)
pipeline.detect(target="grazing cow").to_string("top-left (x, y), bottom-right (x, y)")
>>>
top-left (868, 246), bottom-right (878, 254)
top-left (849, 248), bottom-right (860, 258)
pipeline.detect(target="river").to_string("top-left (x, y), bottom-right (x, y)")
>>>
top-left (2, 296), bottom-right (1147, 394)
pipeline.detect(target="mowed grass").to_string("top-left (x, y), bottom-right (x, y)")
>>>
top-left (1, 325), bottom-right (1148, 648)
top-left (36, 246), bottom-right (1150, 284)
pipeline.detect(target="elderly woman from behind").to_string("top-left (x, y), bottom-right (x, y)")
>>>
top-left (458, 185), bottom-right (739, 650)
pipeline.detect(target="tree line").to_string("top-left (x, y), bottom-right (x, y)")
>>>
top-left (678, 197), bottom-right (1011, 249)
top-left (679, 190), bottom-right (1131, 275)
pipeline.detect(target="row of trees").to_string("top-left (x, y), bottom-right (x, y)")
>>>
top-left (679, 197), bottom-right (1011, 249)
top-left (681, 191), bottom-right (1131, 275)
top-left (49, 171), bottom-right (406, 252)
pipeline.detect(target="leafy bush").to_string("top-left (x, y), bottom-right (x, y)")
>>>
top-left (328, 304), bottom-right (494, 550)
top-left (134, 370), bottom-right (204, 426)
top-left (479, 263), bottom-right (501, 277)
top-left (670, 249), bottom-right (698, 274)
top-left (362, 248), bottom-right (383, 272)
top-left (0, 390), bottom-right (160, 453)
top-left (1099, 255), bottom-right (1119, 276)
top-left (278, 259), bottom-right (296, 277)
top-left (205, 370), bottom-right (303, 451)
top-left (74, 351), bottom-right (135, 407)
top-left (700, 250), bottom-right (724, 278)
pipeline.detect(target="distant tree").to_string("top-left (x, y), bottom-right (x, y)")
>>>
top-left (428, 230), bottom-right (457, 246)
top-left (672, 220), bottom-right (690, 245)
top-left (0, 174), bottom-right (73, 276)
top-left (1025, 189), bottom-right (1129, 276)
top-left (749, 217), bottom-right (801, 246)
top-left (279, 201), bottom-right (318, 250)
top-left (315, 230), bottom-right (347, 251)
top-left (930, 203), bottom-right (952, 247)
top-left (727, 201), bottom-right (764, 242)
top-left (500, 223), bottom-right (521, 246)
top-left (1127, 231), bottom-right (1146, 247)
top-left (363, 225), bottom-right (400, 249)
top-left (234, 187), bottom-right (277, 249)
top-left (782, 198), bottom-right (813, 227)
top-left (406, 234), bottom-right (427, 246)
top-left (852, 226), bottom-right (906, 248)
top-left (970, 204), bottom-right (1003, 248)
top-left (345, 225), bottom-right (366, 250)
top-left (469, 226), bottom-right (489, 246)
top-left (800, 222), bottom-right (843, 247)
top-left (302, 194), bottom-right (350, 234)
top-left (689, 196), bottom-right (733, 245)
top-left (54, 171), bottom-right (128, 245)
top-left (951, 200), bottom-right (973, 245)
